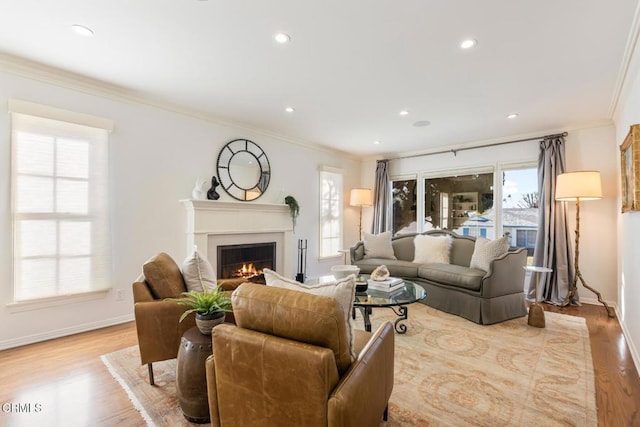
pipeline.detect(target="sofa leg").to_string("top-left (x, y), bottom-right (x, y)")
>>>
top-left (148, 363), bottom-right (155, 385)
top-left (383, 404), bottom-right (388, 421)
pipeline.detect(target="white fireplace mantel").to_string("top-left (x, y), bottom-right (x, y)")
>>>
top-left (181, 199), bottom-right (295, 276)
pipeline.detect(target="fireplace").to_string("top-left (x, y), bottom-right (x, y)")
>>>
top-left (217, 242), bottom-right (276, 280)
top-left (181, 199), bottom-right (294, 278)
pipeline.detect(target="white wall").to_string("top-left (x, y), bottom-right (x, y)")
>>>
top-left (0, 69), bottom-right (361, 349)
top-left (613, 25), bottom-right (640, 370)
top-left (379, 125), bottom-right (619, 306)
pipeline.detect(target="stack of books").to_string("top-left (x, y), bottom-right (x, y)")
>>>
top-left (367, 277), bottom-right (405, 292)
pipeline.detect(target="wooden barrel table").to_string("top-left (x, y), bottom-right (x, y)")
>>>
top-left (176, 327), bottom-right (213, 423)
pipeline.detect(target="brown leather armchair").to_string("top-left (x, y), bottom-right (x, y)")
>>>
top-left (132, 253), bottom-right (244, 385)
top-left (205, 283), bottom-right (395, 427)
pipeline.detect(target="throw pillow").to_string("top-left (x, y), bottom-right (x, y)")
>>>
top-left (181, 249), bottom-right (217, 293)
top-left (413, 234), bottom-right (452, 264)
top-left (363, 231), bottom-right (397, 260)
top-left (469, 236), bottom-right (509, 272)
top-left (263, 268), bottom-right (357, 360)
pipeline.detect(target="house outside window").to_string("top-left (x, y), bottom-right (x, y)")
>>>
top-left (9, 100), bottom-right (112, 303)
top-left (319, 167), bottom-right (343, 258)
top-left (501, 166), bottom-right (539, 261)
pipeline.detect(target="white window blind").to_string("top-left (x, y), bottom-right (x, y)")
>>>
top-left (319, 168), bottom-right (343, 258)
top-left (10, 102), bottom-right (112, 302)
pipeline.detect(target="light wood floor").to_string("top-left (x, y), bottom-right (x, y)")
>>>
top-left (0, 304), bottom-right (638, 427)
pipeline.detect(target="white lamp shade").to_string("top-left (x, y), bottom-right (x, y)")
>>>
top-left (350, 188), bottom-right (373, 206)
top-left (555, 171), bottom-right (602, 201)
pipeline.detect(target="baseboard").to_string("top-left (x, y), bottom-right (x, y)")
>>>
top-left (616, 307), bottom-right (640, 378)
top-left (579, 297), bottom-right (617, 308)
top-left (580, 299), bottom-right (640, 376)
top-left (0, 314), bottom-right (135, 350)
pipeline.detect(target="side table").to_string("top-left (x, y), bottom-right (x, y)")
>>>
top-left (176, 327), bottom-right (213, 423)
top-left (525, 266), bottom-right (552, 328)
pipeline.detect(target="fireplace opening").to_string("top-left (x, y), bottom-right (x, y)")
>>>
top-left (217, 242), bottom-right (276, 281)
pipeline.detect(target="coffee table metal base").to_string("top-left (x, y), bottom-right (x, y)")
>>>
top-left (356, 305), bottom-right (409, 334)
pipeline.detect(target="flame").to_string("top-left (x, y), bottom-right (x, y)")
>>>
top-left (233, 263), bottom-right (262, 278)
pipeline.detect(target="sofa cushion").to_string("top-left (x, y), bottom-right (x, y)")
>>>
top-left (355, 258), bottom-right (419, 278)
top-left (470, 236), bottom-right (509, 272)
top-left (363, 231), bottom-right (397, 260)
top-left (417, 264), bottom-right (485, 291)
top-left (413, 234), bottom-right (452, 264)
top-left (263, 268), bottom-right (357, 361)
top-left (142, 252), bottom-right (187, 299)
top-left (181, 249), bottom-right (217, 293)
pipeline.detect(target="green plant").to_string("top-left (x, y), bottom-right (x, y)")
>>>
top-left (169, 288), bottom-right (232, 323)
top-left (284, 195), bottom-right (299, 231)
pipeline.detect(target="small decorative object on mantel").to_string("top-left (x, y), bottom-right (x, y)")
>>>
top-left (191, 177), bottom-right (207, 200)
top-left (207, 176), bottom-right (220, 200)
top-left (295, 238), bottom-right (307, 283)
top-left (370, 265), bottom-right (390, 281)
top-left (284, 195), bottom-right (299, 232)
top-left (170, 288), bottom-right (231, 335)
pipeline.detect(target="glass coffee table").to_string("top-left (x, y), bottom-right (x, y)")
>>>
top-left (353, 276), bottom-right (426, 334)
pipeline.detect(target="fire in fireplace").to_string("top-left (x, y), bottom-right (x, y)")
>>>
top-left (217, 242), bottom-right (276, 280)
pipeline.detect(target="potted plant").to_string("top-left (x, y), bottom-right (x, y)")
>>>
top-left (171, 288), bottom-right (232, 335)
top-left (284, 195), bottom-right (299, 232)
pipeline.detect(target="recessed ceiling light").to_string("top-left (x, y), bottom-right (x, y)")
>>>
top-left (399, 110), bottom-right (409, 116)
top-left (413, 120), bottom-right (431, 127)
top-left (71, 24), bottom-right (94, 37)
top-left (274, 33), bottom-right (291, 44)
top-left (373, 140), bottom-right (381, 145)
top-left (507, 113), bottom-right (519, 119)
top-left (460, 39), bottom-right (477, 49)
top-left (285, 107), bottom-right (295, 113)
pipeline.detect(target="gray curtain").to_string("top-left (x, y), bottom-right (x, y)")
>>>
top-left (372, 160), bottom-right (389, 234)
top-left (528, 136), bottom-right (576, 305)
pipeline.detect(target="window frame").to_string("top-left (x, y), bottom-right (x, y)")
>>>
top-left (318, 166), bottom-right (343, 259)
top-left (420, 166), bottom-right (496, 234)
top-left (8, 100), bottom-right (113, 310)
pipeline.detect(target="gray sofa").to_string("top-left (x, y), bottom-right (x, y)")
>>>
top-left (350, 230), bottom-right (527, 325)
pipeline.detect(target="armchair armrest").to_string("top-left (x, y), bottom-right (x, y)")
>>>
top-left (132, 281), bottom-right (154, 302)
top-left (350, 242), bottom-right (365, 264)
top-left (480, 248), bottom-right (527, 298)
top-left (328, 321), bottom-right (394, 427)
top-left (134, 299), bottom-right (195, 365)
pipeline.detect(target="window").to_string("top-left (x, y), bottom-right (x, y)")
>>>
top-left (392, 178), bottom-right (417, 235)
top-left (10, 100), bottom-right (112, 302)
top-left (424, 172), bottom-right (494, 236)
top-left (319, 168), bottom-right (343, 258)
top-left (501, 166), bottom-right (539, 261)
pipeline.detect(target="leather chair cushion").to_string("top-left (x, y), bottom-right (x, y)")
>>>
top-left (231, 283), bottom-right (354, 375)
top-left (142, 252), bottom-right (187, 299)
top-left (263, 268), bottom-right (357, 360)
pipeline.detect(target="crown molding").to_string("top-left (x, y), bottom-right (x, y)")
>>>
top-left (0, 52), bottom-right (359, 160)
top-left (609, 0), bottom-right (640, 119)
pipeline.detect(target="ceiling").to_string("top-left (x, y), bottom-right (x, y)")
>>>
top-left (0, 0), bottom-right (638, 157)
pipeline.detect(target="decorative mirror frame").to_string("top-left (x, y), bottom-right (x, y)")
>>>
top-left (216, 139), bottom-right (271, 201)
top-left (621, 124), bottom-right (640, 212)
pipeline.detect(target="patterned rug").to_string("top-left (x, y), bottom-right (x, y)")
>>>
top-left (101, 304), bottom-right (596, 426)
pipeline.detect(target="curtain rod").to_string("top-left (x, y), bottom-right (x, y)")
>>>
top-left (384, 131), bottom-right (568, 161)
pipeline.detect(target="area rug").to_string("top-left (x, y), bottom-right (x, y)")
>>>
top-left (101, 304), bottom-right (596, 426)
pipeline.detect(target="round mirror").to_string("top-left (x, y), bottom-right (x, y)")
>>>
top-left (216, 139), bottom-right (270, 201)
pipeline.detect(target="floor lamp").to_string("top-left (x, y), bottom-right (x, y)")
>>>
top-left (350, 188), bottom-right (372, 240)
top-left (555, 171), bottom-right (615, 318)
